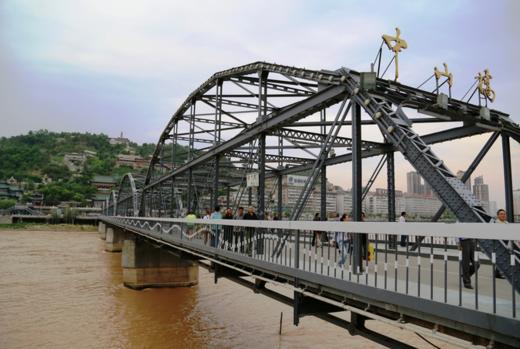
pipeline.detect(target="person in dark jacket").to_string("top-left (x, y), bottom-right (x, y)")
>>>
top-left (311, 213), bottom-right (321, 247)
top-left (243, 207), bottom-right (258, 255)
top-left (223, 207), bottom-right (234, 250)
top-left (234, 207), bottom-right (245, 252)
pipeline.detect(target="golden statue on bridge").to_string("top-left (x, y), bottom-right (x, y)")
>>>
top-left (475, 68), bottom-right (495, 102)
top-left (382, 27), bottom-right (408, 81)
top-left (434, 63), bottom-right (453, 88)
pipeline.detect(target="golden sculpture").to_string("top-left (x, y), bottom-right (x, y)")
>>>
top-left (475, 69), bottom-right (495, 102)
top-left (382, 27), bottom-right (408, 81)
top-left (434, 63), bottom-right (453, 88)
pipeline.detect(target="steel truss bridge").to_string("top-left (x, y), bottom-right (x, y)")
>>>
top-left (104, 61), bottom-right (520, 348)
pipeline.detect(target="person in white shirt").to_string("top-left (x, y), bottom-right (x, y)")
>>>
top-left (492, 209), bottom-right (513, 279)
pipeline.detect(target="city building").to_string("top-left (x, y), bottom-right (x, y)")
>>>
top-left (513, 189), bottom-right (520, 219)
top-left (63, 151), bottom-right (97, 173)
top-left (109, 132), bottom-right (131, 147)
top-left (456, 170), bottom-right (472, 192)
top-left (0, 180), bottom-right (23, 201)
top-left (473, 175), bottom-right (491, 213)
top-left (90, 175), bottom-right (117, 208)
top-left (115, 154), bottom-right (150, 169)
top-left (63, 153), bottom-right (87, 172)
top-left (406, 171), bottom-right (422, 195)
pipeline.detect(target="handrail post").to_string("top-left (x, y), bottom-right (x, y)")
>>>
top-left (295, 229), bottom-right (300, 269)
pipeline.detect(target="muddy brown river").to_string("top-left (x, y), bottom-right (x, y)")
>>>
top-left (0, 229), bottom-right (458, 348)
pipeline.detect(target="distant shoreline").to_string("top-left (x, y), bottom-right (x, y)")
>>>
top-left (0, 223), bottom-right (97, 232)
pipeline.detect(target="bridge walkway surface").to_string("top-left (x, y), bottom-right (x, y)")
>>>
top-left (101, 216), bottom-right (520, 348)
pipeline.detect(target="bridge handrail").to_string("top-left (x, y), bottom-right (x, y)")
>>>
top-left (110, 216), bottom-right (519, 240)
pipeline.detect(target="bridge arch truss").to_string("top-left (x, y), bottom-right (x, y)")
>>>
top-left (112, 61), bottom-right (520, 290)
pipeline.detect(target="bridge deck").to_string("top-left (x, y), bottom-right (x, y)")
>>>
top-left (102, 216), bottom-right (520, 348)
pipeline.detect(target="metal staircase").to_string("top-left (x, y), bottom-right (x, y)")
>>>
top-left (339, 69), bottom-right (520, 292)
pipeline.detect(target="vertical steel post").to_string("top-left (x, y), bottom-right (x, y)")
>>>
top-left (187, 168), bottom-right (193, 212)
top-left (320, 110), bottom-right (327, 221)
top-left (213, 157), bottom-right (220, 209)
top-left (502, 134), bottom-right (514, 222)
top-left (189, 101), bottom-right (196, 161)
top-left (257, 70), bottom-right (268, 219)
top-left (277, 173), bottom-right (283, 219)
top-left (352, 102), bottom-right (363, 272)
top-left (387, 151), bottom-right (396, 248)
top-left (387, 151), bottom-right (396, 221)
top-left (278, 126), bottom-right (284, 219)
top-left (214, 80), bottom-right (222, 146)
top-left (170, 176), bottom-right (175, 217)
top-left (258, 133), bottom-right (266, 219)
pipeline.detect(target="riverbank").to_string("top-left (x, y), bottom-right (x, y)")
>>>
top-left (0, 223), bottom-right (97, 231)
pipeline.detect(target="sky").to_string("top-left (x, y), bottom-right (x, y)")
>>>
top-left (0, 0), bottom-right (519, 207)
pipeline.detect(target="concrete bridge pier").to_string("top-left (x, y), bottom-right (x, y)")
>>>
top-left (105, 227), bottom-right (126, 252)
top-left (122, 234), bottom-right (198, 290)
top-left (98, 222), bottom-right (106, 240)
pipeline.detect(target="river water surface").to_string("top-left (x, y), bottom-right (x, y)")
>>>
top-left (0, 229), bottom-right (455, 348)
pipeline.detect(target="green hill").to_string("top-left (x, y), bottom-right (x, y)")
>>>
top-left (0, 130), bottom-right (187, 205)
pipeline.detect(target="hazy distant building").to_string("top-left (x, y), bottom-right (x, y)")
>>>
top-left (456, 170), bottom-right (471, 192)
top-left (423, 181), bottom-right (433, 197)
top-left (109, 132), bottom-right (131, 147)
top-left (407, 171), bottom-right (422, 195)
top-left (116, 154), bottom-right (150, 169)
top-left (473, 176), bottom-right (490, 202)
top-left (513, 189), bottom-right (520, 217)
top-left (472, 175), bottom-right (493, 214)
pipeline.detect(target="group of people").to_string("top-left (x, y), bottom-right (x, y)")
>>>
top-left (311, 211), bottom-right (368, 268)
top-left (460, 209), bottom-right (516, 289)
top-left (186, 206), bottom-right (259, 254)
top-left (396, 209), bottom-right (515, 289)
top-left (185, 206), bottom-right (516, 288)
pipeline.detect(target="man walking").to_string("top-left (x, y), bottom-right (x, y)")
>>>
top-left (210, 206), bottom-right (222, 248)
top-left (460, 237), bottom-right (479, 289)
top-left (243, 206), bottom-right (258, 256)
top-left (234, 207), bottom-right (245, 252)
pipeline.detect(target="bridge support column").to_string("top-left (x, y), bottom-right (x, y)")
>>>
top-left (352, 102), bottom-right (363, 273)
top-left (122, 235), bottom-right (198, 290)
top-left (105, 227), bottom-right (126, 252)
top-left (98, 222), bottom-right (106, 240)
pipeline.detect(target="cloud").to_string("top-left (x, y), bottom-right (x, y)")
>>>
top-left (0, 0), bottom-right (518, 204)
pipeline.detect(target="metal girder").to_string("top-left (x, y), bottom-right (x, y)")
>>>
top-left (371, 78), bottom-right (509, 122)
top-left (201, 100), bottom-right (249, 125)
top-left (181, 117), bottom-right (244, 127)
top-left (340, 69), bottom-right (520, 293)
top-left (430, 132), bottom-right (500, 222)
top-left (143, 84), bottom-right (348, 191)
top-left (176, 136), bottom-right (215, 144)
top-left (421, 125), bottom-right (488, 144)
top-left (502, 134), bottom-right (514, 222)
top-left (289, 99), bottom-right (351, 220)
top-left (291, 117), bottom-right (447, 127)
top-left (201, 96), bottom-right (275, 112)
top-left (410, 132), bottom-right (501, 251)
top-left (229, 76), bottom-right (316, 94)
top-left (352, 102), bottom-right (363, 272)
top-left (203, 93), bottom-right (308, 98)
top-left (176, 125), bottom-right (242, 136)
top-left (275, 128), bottom-right (383, 149)
top-left (227, 151), bottom-right (312, 164)
top-left (145, 61), bottom-right (513, 190)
